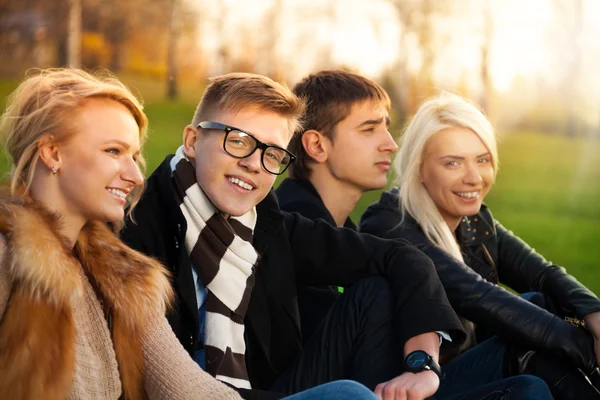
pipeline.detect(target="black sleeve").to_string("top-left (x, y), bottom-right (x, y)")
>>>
top-left (495, 220), bottom-right (600, 318)
top-left (359, 204), bottom-right (597, 373)
top-left (283, 211), bottom-right (465, 346)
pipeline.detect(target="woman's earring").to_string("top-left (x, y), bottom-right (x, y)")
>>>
top-left (51, 166), bottom-right (58, 174)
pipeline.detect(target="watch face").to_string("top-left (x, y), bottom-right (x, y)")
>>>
top-left (407, 352), bottom-right (427, 369)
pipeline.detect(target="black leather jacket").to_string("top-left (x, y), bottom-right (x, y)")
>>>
top-left (360, 188), bottom-right (600, 373)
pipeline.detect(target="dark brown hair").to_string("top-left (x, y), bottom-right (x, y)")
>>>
top-left (288, 69), bottom-right (391, 180)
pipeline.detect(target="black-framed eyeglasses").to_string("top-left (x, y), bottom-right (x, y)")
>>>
top-left (197, 121), bottom-right (296, 175)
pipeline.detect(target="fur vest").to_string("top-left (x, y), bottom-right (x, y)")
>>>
top-left (0, 197), bottom-right (173, 400)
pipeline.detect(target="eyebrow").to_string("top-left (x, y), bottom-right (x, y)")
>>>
top-left (357, 116), bottom-right (390, 128)
top-left (438, 152), bottom-right (491, 160)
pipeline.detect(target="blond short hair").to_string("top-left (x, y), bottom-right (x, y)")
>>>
top-left (191, 73), bottom-right (305, 141)
top-left (394, 92), bottom-right (498, 261)
top-left (0, 68), bottom-right (148, 216)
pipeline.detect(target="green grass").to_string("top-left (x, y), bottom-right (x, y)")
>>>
top-left (1, 76), bottom-right (598, 295)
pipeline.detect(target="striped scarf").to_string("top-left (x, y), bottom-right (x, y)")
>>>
top-left (170, 146), bottom-right (258, 389)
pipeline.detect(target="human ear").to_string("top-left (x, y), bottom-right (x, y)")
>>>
top-left (37, 133), bottom-right (61, 172)
top-left (183, 125), bottom-right (199, 159)
top-left (301, 130), bottom-right (328, 163)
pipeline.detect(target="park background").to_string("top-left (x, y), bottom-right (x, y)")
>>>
top-left (1, 0), bottom-right (599, 294)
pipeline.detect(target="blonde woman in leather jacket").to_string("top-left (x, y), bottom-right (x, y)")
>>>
top-left (360, 92), bottom-right (600, 400)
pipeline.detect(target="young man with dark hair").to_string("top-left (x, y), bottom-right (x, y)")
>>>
top-left (279, 69), bottom-right (396, 229)
top-left (277, 69), bottom-right (583, 399)
top-left (120, 72), bottom-right (469, 400)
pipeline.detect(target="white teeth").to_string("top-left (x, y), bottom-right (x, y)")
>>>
top-left (228, 177), bottom-right (253, 191)
top-left (107, 188), bottom-right (127, 199)
top-left (456, 191), bottom-right (479, 199)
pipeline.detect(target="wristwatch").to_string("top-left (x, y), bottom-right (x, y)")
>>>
top-left (404, 350), bottom-right (441, 378)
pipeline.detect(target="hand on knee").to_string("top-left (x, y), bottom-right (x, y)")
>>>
top-left (374, 371), bottom-right (439, 400)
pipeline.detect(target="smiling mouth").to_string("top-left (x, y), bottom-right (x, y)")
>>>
top-left (107, 188), bottom-right (128, 200)
top-left (454, 191), bottom-right (480, 199)
top-left (228, 177), bottom-right (255, 191)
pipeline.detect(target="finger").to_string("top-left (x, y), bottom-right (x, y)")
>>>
top-left (406, 388), bottom-right (424, 400)
top-left (382, 383), bottom-right (398, 400)
top-left (374, 382), bottom-right (385, 399)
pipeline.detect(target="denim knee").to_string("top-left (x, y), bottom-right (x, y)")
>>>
top-left (504, 375), bottom-right (552, 399)
top-left (283, 380), bottom-right (378, 400)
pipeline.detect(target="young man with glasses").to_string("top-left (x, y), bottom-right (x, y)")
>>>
top-left (120, 72), bottom-right (470, 399)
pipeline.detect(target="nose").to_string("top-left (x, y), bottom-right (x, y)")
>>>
top-left (463, 162), bottom-right (483, 185)
top-left (380, 131), bottom-right (399, 154)
top-left (238, 148), bottom-right (262, 173)
top-left (123, 157), bottom-right (145, 187)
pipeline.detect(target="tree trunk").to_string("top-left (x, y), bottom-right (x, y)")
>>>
top-left (166, 0), bottom-right (179, 100)
top-left (67, 0), bottom-right (81, 68)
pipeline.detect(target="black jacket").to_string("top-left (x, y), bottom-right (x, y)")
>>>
top-left (276, 178), bottom-right (356, 230)
top-left (360, 187), bottom-right (600, 373)
top-left (121, 157), bottom-right (465, 397)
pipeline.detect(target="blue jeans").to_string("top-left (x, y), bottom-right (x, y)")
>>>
top-left (280, 375), bottom-right (552, 400)
top-left (435, 336), bottom-right (554, 399)
top-left (282, 380), bottom-right (378, 400)
top-left (437, 337), bottom-right (508, 397)
top-left (438, 375), bottom-right (553, 400)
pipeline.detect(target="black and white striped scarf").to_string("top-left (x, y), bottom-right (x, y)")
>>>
top-left (170, 146), bottom-right (258, 389)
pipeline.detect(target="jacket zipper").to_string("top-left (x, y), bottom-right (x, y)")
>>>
top-left (481, 243), bottom-right (496, 269)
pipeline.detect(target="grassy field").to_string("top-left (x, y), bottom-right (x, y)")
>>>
top-left (1, 74), bottom-right (599, 295)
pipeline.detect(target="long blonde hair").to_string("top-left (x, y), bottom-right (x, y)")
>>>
top-left (394, 92), bottom-right (498, 261)
top-left (0, 68), bottom-right (148, 217)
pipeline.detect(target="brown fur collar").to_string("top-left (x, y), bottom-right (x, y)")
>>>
top-left (0, 197), bottom-right (173, 400)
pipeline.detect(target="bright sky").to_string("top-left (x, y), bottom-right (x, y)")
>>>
top-left (194, 0), bottom-right (600, 106)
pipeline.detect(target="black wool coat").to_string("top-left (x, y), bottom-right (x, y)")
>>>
top-left (121, 157), bottom-right (465, 397)
top-left (360, 187), bottom-right (600, 374)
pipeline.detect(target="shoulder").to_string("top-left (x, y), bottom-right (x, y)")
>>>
top-left (360, 188), bottom-right (416, 237)
top-left (276, 178), bottom-right (322, 208)
top-left (123, 156), bottom-right (179, 237)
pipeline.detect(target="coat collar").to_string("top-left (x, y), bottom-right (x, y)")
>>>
top-left (455, 207), bottom-right (495, 246)
top-left (0, 196), bottom-right (172, 400)
top-left (277, 178), bottom-right (356, 230)
top-left (376, 188), bottom-right (493, 246)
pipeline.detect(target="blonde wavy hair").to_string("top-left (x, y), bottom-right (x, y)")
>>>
top-left (393, 92), bottom-right (498, 261)
top-left (0, 68), bottom-right (148, 221)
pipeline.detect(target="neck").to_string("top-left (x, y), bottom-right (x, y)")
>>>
top-left (29, 177), bottom-right (84, 249)
top-left (444, 215), bottom-right (462, 236)
top-left (309, 170), bottom-right (363, 227)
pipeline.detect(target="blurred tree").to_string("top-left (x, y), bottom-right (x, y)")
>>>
top-left (387, 0), bottom-right (452, 122)
top-left (553, 0), bottom-right (584, 138)
top-left (479, 0), bottom-right (493, 117)
top-left (166, 0), bottom-right (179, 100)
top-left (0, 0), bottom-right (69, 74)
top-left (259, 0), bottom-right (283, 80)
top-left (68, 0), bottom-right (82, 68)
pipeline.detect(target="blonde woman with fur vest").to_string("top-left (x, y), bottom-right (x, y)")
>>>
top-left (0, 68), bottom-right (242, 400)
